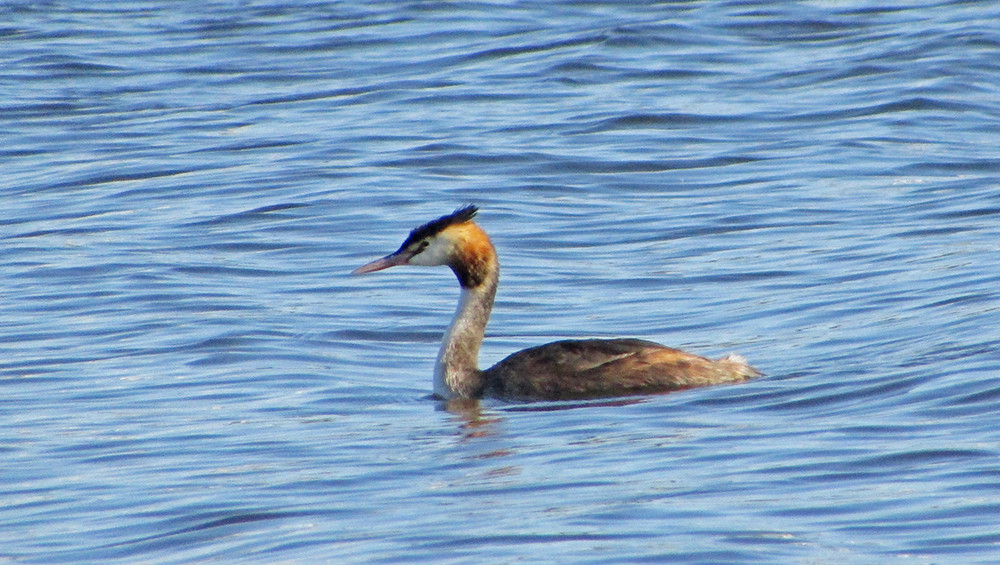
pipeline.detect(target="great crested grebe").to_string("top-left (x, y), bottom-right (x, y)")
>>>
top-left (352, 205), bottom-right (760, 401)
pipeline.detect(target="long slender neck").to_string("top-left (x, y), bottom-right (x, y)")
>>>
top-left (433, 267), bottom-right (498, 399)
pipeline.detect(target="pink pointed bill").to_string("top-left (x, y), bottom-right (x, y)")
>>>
top-left (352, 252), bottom-right (409, 275)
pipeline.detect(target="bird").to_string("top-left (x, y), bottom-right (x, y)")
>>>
top-left (352, 205), bottom-right (760, 401)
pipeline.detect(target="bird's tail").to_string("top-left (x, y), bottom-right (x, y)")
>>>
top-left (715, 353), bottom-right (763, 380)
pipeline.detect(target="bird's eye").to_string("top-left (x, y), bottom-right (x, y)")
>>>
top-left (416, 240), bottom-right (429, 252)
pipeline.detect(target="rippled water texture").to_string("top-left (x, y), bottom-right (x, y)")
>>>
top-left (4, 1), bottom-right (1000, 563)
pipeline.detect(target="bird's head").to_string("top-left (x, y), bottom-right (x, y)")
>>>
top-left (352, 205), bottom-right (496, 288)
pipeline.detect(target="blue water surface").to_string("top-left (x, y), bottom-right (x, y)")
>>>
top-left (3, 1), bottom-right (1000, 563)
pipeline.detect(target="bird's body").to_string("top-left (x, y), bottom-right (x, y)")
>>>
top-left (353, 206), bottom-right (760, 401)
top-left (484, 339), bottom-right (757, 400)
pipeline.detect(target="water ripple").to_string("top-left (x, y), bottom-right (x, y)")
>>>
top-left (4, 1), bottom-right (1000, 563)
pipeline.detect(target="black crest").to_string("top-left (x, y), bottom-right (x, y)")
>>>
top-left (400, 205), bottom-right (478, 249)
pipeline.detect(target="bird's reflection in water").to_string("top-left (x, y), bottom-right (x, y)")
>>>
top-left (437, 395), bottom-right (651, 441)
top-left (501, 397), bottom-right (649, 412)
top-left (435, 396), bottom-right (656, 487)
top-left (438, 398), bottom-right (500, 439)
